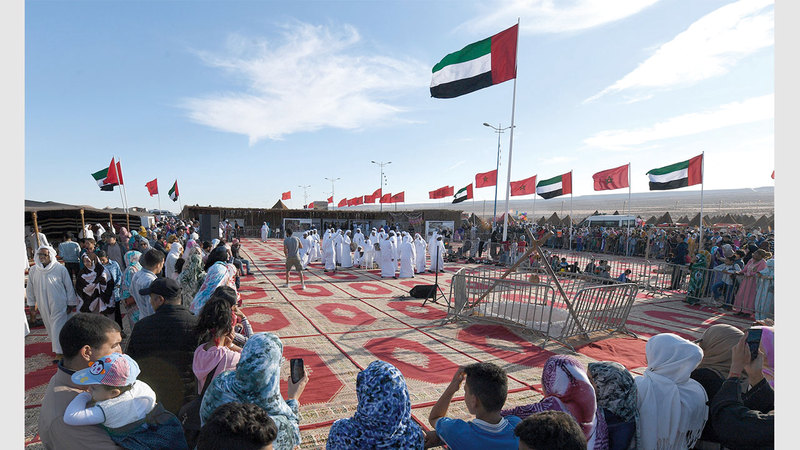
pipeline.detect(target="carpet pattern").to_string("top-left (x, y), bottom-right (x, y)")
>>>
top-left (23, 237), bottom-right (754, 447)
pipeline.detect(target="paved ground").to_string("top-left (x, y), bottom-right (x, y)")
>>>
top-left (24, 237), bottom-right (753, 448)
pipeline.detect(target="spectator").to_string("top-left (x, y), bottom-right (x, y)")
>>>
top-left (231, 238), bottom-right (253, 276)
top-left (200, 333), bottom-right (308, 450)
top-left (126, 277), bottom-right (200, 415)
top-left (193, 296), bottom-right (242, 395)
top-left (514, 410), bottom-right (587, 450)
top-left (27, 245), bottom-right (79, 361)
top-left (711, 256), bottom-right (741, 309)
top-left (197, 402), bottom-right (278, 450)
top-left (37, 313), bottom-right (123, 449)
top-left (178, 250), bottom-right (206, 309)
top-left (27, 225), bottom-right (51, 259)
top-left (753, 257), bottom-right (774, 321)
top-left (327, 360), bottom-right (424, 449)
top-left (190, 246), bottom-right (239, 314)
top-left (63, 352), bottom-right (188, 449)
top-left (587, 361), bottom-right (639, 450)
top-left (502, 355), bottom-right (607, 449)
top-left (733, 249), bottom-right (769, 316)
top-left (101, 233), bottom-right (127, 271)
top-left (96, 249), bottom-right (124, 331)
top-left (430, 362), bottom-right (522, 449)
top-left (208, 285), bottom-right (254, 348)
top-left (165, 242), bottom-right (183, 280)
top-left (76, 252), bottom-right (116, 316)
top-left (635, 333), bottom-right (707, 450)
top-left (686, 252), bottom-right (710, 305)
top-left (616, 269), bottom-right (633, 283)
top-left (131, 249), bottom-right (164, 320)
top-left (120, 250), bottom-right (142, 328)
top-left (709, 328), bottom-right (774, 449)
top-left (57, 232), bottom-right (81, 284)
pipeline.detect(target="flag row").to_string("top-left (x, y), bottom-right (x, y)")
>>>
top-left (91, 158), bottom-right (180, 202)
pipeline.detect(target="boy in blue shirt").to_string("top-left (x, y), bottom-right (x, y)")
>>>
top-left (429, 362), bottom-right (521, 449)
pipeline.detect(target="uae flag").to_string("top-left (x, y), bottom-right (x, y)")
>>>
top-left (452, 183), bottom-right (473, 204)
top-left (536, 172), bottom-right (572, 199)
top-left (145, 178), bottom-right (158, 196)
top-left (430, 24), bottom-right (518, 99)
top-left (429, 185), bottom-right (454, 199)
top-left (592, 164), bottom-right (629, 191)
top-left (510, 175), bottom-right (536, 196)
top-left (91, 158), bottom-right (120, 191)
top-left (391, 192), bottom-right (405, 203)
top-left (168, 181), bottom-right (179, 202)
top-left (475, 169), bottom-right (498, 188)
top-left (282, 191), bottom-right (291, 200)
top-left (338, 198), bottom-right (348, 208)
top-left (646, 155), bottom-right (703, 191)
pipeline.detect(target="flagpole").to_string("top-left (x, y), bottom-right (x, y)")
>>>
top-left (569, 171), bottom-right (573, 251)
top-left (501, 18), bottom-right (520, 242)
top-left (699, 152), bottom-right (705, 252)
top-left (626, 162), bottom-right (631, 257)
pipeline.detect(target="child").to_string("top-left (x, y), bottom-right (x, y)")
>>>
top-left (429, 362), bottom-right (521, 449)
top-left (64, 353), bottom-right (188, 449)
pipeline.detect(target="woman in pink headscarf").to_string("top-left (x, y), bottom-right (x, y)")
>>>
top-left (501, 355), bottom-right (608, 449)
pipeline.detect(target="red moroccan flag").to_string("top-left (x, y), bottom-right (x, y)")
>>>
top-left (327, 196), bottom-right (333, 204)
top-left (363, 195), bottom-right (372, 203)
top-left (475, 169), bottom-right (498, 188)
top-left (391, 192), bottom-right (405, 203)
top-left (338, 198), bottom-right (347, 207)
top-left (282, 191), bottom-right (291, 200)
top-left (510, 175), bottom-right (536, 196)
top-left (592, 164), bottom-right (629, 191)
top-left (145, 178), bottom-right (158, 196)
top-left (354, 196), bottom-right (364, 205)
top-left (380, 193), bottom-right (392, 203)
top-left (429, 185), bottom-right (454, 199)
top-left (307, 202), bottom-right (314, 209)
top-left (771, 170), bottom-right (775, 179)
top-left (372, 188), bottom-right (382, 199)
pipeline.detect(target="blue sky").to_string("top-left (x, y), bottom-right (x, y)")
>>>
top-left (24, 0), bottom-right (774, 213)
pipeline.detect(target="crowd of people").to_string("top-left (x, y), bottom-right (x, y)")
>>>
top-left (25, 218), bottom-right (774, 449)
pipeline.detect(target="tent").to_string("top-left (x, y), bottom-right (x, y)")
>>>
top-left (536, 216), bottom-right (547, 226)
top-left (546, 213), bottom-right (561, 226)
top-left (656, 212), bottom-right (673, 225)
top-left (688, 213), bottom-right (712, 227)
top-left (645, 216), bottom-right (658, 225)
top-left (271, 200), bottom-right (289, 210)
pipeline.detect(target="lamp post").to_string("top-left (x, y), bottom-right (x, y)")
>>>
top-left (483, 123), bottom-right (513, 230)
top-left (298, 185), bottom-right (311, 209)
top-left (324, 177), bottom-right (340, 209)
top-left (371, 160), bottom-right (391, 212)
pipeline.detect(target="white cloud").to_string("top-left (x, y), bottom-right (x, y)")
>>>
top-left (448, 160), bottom-right (467, 170)
top-left (458, 0), bottom-right (659, 35)
top-left (583, 93), bottom-right (773, 150)
top-left (587, 0), bottom-right (773, 102)
top-left (181, 22), bottom-right (429, 144)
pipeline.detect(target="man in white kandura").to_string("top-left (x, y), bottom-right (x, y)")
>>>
top-left (398, 232), bottom-right (416, 278)
top-left (379, 234), bottom-right (397, 278)
top-left (352, 228), bottom-right (366, 268)
top-left (260, 222), bottom-right (269, 242)
top-left (341, 230), bottom-right (354, 269)
top-left (414, 233), bottom-right (427, 274)
top-left (323, 229), bottom-right (337, 272)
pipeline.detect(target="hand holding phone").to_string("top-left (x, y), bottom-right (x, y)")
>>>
top-left (746, 328), bottom-right (763, 361)
top-left (290, 358), bottom-right (305, 384)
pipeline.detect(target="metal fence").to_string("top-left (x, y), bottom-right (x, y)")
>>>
top-left (448, 267), bottom-right (640, 349)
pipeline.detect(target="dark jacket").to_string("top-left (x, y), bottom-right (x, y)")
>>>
top-left (709, 376), bottom-right (774, 450)
top-left (126, 303), bottom-right (200, 415)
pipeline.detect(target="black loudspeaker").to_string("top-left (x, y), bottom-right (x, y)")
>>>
top-left (410, 284), bottom-right (437, 299)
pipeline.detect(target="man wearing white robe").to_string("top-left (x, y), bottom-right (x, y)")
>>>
top-left (322, 229), bottom-right (337, 272)
top-left (390, 230), bottom-right (400, 262)
top-left (26, 246), bottom-right (78, 357)
top-left (379, 235), bottom-right (397, 278)
top-left (341, 230), bottom-right (354, 268)
top-left (352, 229), bottom-right (366, 268)
top-left (93, 223), bottom-right (106, 243)
top-left (430, 235), bottom-right (446, 272)
top-left (427, 230), bottom-right (439, 272)
top-left (414, 233), bottom-right (427, 274)
top-left (260, 222), bottom-right (269, 242)
top-left (333, 230), bottom-right (345, 266)
top-left (312, 229), bottom-right (322, 262)
top-left (365, 230), bottom-right (378, 269)
top-left (398, 232), bottom-right (416, 278)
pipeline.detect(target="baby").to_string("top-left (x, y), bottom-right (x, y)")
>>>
top-left (64, 352), bottom-right (187, 449)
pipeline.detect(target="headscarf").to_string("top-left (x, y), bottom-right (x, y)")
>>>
top-left (121, 250), bottom-right (142, 301)
top-left (327, 360), bottom-right (423, 449)
top-left (33, 245), bottom-right (59, 273)
top-left (190, 260), bottom-right (239, 314)
top-left (211, 238), bottom-right (220, 249)
top-left (541, 355), bottom-right (599, 440)
top-left (183, 239), bottom-right (199, 261)
top-left (199, 333), bottom-right (300, 445)
top-left (179, 252), bottom-right (206, 309)
top-left (696, 324), bottom-right (744, 375)
top-left (76, 252), bottom-right (114, 313)
top-left (635, 333), bottom-right (707, 450)
top-left (138, 226), bottom-right (148, 239)
top-left (760, 326), bottom-right (774, 387)
top-left (588, 361), bottom-right (639, 447)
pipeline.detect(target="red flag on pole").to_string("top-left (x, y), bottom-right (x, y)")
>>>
top-left (510, 175), bottom-right (536, 196)
top-left (282, 191), bottom-right (291, 200)
top-left (307, 202), bottom-right (314, 209)
top-left (592, 164), bottom-right (630, 191)
top-left (429, 186), bottom-right (454, 199)
top-left (475, 169), bottom-right (498, 188)
top-left (380, 193), bottom-right (392, 203)
top-left (771, 170), bottom-right (775, 179)
top-left (115, 161), bottom-right (124, 185)
top-left (391, 192), bottom-right (405, 203)
top-left (354, 196), bottom-right (364, 205)
top-left (327, 196), bottom-right (333, 204)
top-left (338, 198), bottom-right (348, 207)
top-left (372, 188), bottom-right (382, 198)
top-left (145, 178), bottom-right (158, 196)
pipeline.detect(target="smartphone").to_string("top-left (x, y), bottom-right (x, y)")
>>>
top-left (290, 358), bottom-right (305, 384)
top-left (746, 328), bottom-right (763, 361)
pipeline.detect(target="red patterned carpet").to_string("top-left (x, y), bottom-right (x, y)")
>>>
top-left (24, 238), bottom-right (753, 448)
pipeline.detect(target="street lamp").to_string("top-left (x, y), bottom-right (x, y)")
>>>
top-left (483, 123), bottom-right (514, 229)
top-left (298, 185), bottom-right (311, 208)
top-left (324, 177), bottom-right (341, 208)
top-left (371, 160), bottom-right (391, 212)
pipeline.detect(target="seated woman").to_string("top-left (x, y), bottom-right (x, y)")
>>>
top-left (502, 355), bottom-right (608, 449)
top-left (327, 360), bottom-right (424, 449)
top-left (709, 327), bottom-right (774, 450)
top-left (635, 333), bottom-right (707, 450)
top-left (690, 324), bottom-right (745, 444)
top-left (200, 333), bottom-right (309, 450)
top-left (190, 246), bottom-right (240, 314)
top-left (587, 362), bottom-right (638, 450)
top-left (210, 285), bottom-right (253, 348)
top-left (192, 296), bottom-right (242, 395)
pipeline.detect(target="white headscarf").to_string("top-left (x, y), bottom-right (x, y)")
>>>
top-left (33, 245), bottom-right (59, 273)
top-left (635, 333), bottom-right (708, 450)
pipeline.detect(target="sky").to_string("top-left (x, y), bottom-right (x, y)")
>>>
top-left (24, 0), bottom-right (775, 213)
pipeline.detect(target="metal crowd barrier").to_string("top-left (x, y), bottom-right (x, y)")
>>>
top-left (447, 267), bottom-right (640, 350)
